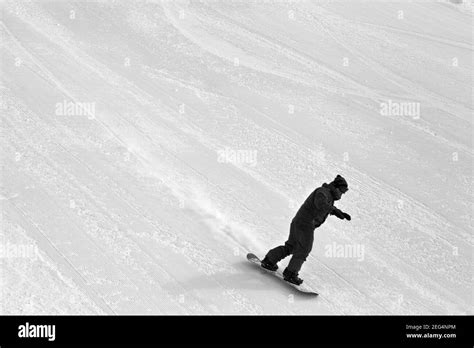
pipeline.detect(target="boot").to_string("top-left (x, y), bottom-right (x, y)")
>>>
top-left (261, 256), bottom-right (278, 271)
top-left (283, 268), bottom-right (303, 285)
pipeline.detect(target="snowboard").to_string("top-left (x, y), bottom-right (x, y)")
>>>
top-left (246, 253), bottom-right (319, 295)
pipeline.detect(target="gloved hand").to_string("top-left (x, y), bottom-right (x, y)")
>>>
top-left (332, 209), bottom-right (351, 221)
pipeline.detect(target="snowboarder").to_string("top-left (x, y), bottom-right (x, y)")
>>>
top-left (261, 175), bottom-right (351, 285)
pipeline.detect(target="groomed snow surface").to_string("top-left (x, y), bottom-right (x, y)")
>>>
top-left (1, 0), bottom-right (472, 314)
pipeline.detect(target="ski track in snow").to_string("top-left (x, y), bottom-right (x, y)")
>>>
top-left (1, 0), bottom-right (472, 314)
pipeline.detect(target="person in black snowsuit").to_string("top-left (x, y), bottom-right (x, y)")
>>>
top-left (261, 175), bottom-right (351, 285)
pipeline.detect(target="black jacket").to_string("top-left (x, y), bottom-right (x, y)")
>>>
top-left (293, 183), bottom-right (345, 228)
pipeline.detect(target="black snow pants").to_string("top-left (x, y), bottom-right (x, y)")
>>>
top-left (265, 219), bottom-right (315, 274)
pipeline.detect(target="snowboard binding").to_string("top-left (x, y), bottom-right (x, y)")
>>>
top-left (260, 257), bottom-right (278, 271)
top-left (283, 269), bottom-right (303, 285)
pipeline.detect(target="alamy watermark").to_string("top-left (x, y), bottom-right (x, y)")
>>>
top-left (0, 242), bottom-right (39, 261)
top-left (324, 242), bottom-right (365, 261)
top-left (380, 99), bottom-right (420, 119)
top-left (217, 147), bottom-right (258, 167)
top-left (55, 100), bottom-right (96, 119)
top-left (18, 322), bottom-right (55, 341)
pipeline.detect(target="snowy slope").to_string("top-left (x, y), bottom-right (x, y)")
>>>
top-left (1, 0), bottom-right (472, 314)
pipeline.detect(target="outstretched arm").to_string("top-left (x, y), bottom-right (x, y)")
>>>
top-left (330, 207), bottom-right (351, 221)
top-left (314, 192), bottom-right (351, 221)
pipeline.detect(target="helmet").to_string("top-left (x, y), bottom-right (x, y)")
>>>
top-left (332, 175), bottom-right (348, 192)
